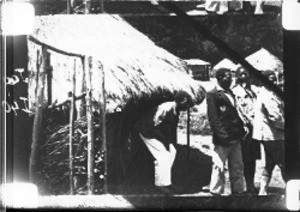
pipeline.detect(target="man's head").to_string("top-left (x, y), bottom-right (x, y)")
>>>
top-left (174, 91), bottom-right (193, 111)
top-left (215, 68), bottom-right (232, 90)
top-left (236, 67), bottom-right (250, 86)
top-left (262, 70), bottom-right (277, 85)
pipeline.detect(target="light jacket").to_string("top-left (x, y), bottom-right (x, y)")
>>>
top-left (252, 87), bottom-right (284, 141)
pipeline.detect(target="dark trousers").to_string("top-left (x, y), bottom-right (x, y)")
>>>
top-left (261, 140), bottom-right (286, 183)
top-left (241, 130), bottom-right (261, 191)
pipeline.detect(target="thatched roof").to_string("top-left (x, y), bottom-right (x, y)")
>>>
top-left (184, 59), bottom-right (210, 66)
top-left (28, 15), bottom-right (205, 113)
top-left (243, 48), bottom-right (283, 72)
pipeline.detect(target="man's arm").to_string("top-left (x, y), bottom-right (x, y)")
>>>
top-left (135, 107), bottom-right (168, 143)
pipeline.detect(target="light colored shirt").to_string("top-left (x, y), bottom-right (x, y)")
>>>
top-left (232, 84), bottom-right (256, 126)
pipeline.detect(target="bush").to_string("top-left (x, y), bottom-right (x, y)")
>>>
top-left (38, 113), bottom-right (105, 195)
top-left (178, 111), bottom-right (212, 136)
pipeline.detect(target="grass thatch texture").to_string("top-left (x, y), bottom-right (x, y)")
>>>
top-left (39, 116), bottom-right (104, 195)
top-left (28, 15), bottom-right (206, 113)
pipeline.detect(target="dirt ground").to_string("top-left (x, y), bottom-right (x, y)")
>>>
top-left (33, 132), bottom-right (286, 209)
top-left (176, 131), bottom-right (286, 195)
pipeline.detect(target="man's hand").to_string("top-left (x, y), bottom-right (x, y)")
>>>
top-left (243, 126), bottom-right (250, 138)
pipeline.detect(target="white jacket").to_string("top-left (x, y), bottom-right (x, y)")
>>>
top-left (252, 87), bottom-right (284, 141)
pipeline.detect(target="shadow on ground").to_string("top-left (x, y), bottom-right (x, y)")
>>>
top-left (172, 144), bottom-right (212, 194)
top-left (121, 144), bottom-right (212, 195)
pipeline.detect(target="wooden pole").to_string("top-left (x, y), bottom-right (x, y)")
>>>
top-left (28, 36), bottom-right (84, 58)
top-left (34, 50), bottom-right (40, 99)
top-left (98, 61), bottom-right (107, 193)
top-left (46, 52), bottom-right (52, 105)
top-left (29, 46), bottom-right (47, 182)
top-left (84, 0), bottom-right (92, 14)
top-left (48, 93), bottom-right (86, 109)
top-left (67, 0), bottom-right (73, 14)
top-left (85, 56), bottom-right (95, 194)
top-left (78, 57), bottom-right (86, 118)
top-left (69, 59), bottom-right (76, 195)
top-left (187, 108), bottom-right (191, 162)
top-left (99, 0), bottom-right (105, 13)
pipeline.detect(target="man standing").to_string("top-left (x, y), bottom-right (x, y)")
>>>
top-left (252, 70), bottom-right (285, 195)
top-left (207, 68), bottom-right (246, 196)
top-left (135, 91), bottom-right (193, 194)
top-left (232, 67), bottom-right (260, 194)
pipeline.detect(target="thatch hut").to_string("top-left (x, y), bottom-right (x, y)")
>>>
top-left (244, 48), bottom-right (283, 73)
top-left (184, 59), bottom-right (211, 81)
top-left (27, 15), bottom-right (205, 195)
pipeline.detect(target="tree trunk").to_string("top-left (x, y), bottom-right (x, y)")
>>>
top-left (29, 46), bottom-right (47, 183)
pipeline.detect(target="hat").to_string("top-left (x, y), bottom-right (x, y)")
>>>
top-left (215, 68), bottom-right (231, 80)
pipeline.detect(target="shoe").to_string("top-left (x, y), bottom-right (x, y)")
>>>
top-left (258, 190), bottom-right (268, 196)
top-left (246, 187), bottom-right (259, 194)
top-left (201, 185), bottom-right (210, 192)
top-left (209, 192), bottom-right (222, 197)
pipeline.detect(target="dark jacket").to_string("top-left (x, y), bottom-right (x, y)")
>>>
top-left (206, 87), bottom-right (245, 146)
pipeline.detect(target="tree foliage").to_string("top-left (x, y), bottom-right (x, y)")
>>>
top-left (30, 1), bottom-right (282, 65)
top-left (124, 14), bottom-right (282, 65)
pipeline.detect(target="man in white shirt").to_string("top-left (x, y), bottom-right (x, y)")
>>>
top-left (135, 91), bottom-right (193, 194)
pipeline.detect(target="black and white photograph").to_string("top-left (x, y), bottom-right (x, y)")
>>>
top-left (1, 0), bottom-right (300, 210)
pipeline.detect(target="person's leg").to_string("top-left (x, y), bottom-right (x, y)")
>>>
top-left (243, 158), bottom-right (256, 193)
top-left (209, 145), bottom-right (231, 195)
top-left (259, 141), bottom-right (276, 195)
top-left (272, 140), bottom-right (286, 183)
top-left (241, 136), bottom-right (256, 193)
top-left (246, 158), bottom-right (257, 192)
top-left (139, 133), bottom-right (176, 187)
top-left (247, 137), bottom-right (261, 193)
top-left (228, 140), bottom-right (246, 194)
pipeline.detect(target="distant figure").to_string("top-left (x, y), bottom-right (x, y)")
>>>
top-left (206, 68), bottom-right (246, 196)
top-left (135, 91), bottom-right (193, 194)
top-left (232, 67), bottom-right (260, 194)
top-left (277, 70), bottom-right (284, 91)
top-left (252, 70), bottom-right (285, 195)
